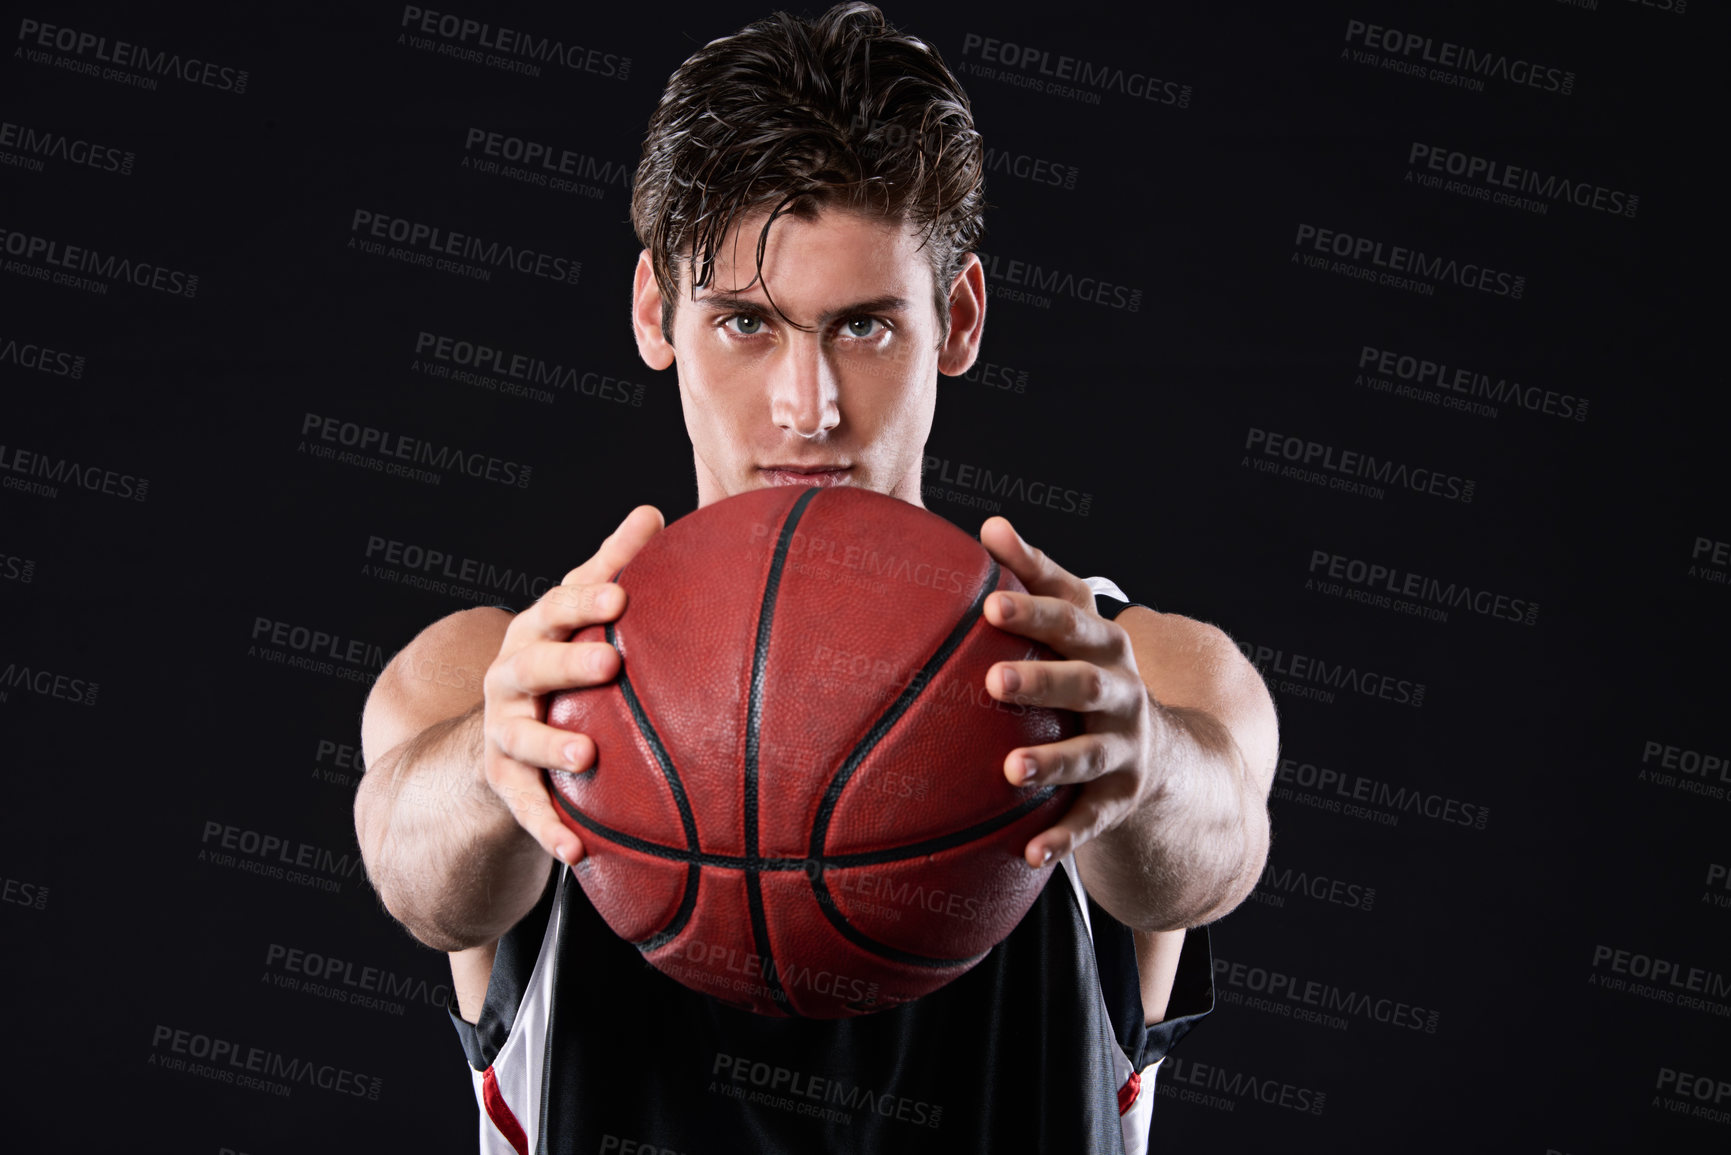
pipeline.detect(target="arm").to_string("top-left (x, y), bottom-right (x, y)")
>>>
top-left (976, 518), bottom-right (1277, 1021)
top-left (354, 507), bottom-right (665, 963)
top-left (355, 607), bottom-right (547, 952)
top-left (1075, 605), bottom-right (1277, 932)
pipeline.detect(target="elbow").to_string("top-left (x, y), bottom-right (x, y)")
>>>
top-left (1169, 775), bottom-right (1272, 930)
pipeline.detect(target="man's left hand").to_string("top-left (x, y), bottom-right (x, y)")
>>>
top-left (977, 515), bottom-right (1162, 869)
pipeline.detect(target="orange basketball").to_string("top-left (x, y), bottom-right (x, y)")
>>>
top-left (544, 486), bottom-right (1077, 1017)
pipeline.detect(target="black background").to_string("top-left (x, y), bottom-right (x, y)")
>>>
top-left (1, 1), bottom-right (1722, 1151)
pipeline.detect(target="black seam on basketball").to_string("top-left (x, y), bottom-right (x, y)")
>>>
top-left (605, 620), bottom-right (701, 947)
top-left (810, 874), bottom-right (986, 968)
top-left (743, 486), bottom-right (820, 1014)
top-left (803, 783), bottom-right (1058, 969)
top-left (802, 558), bottom-right (1012, 968)
top-left (629, 863), bottom-right (700, 953)
top-left (548, 779), bottom-right (1058, 870)
top-left (807, 559), bottom-right (1002, 861)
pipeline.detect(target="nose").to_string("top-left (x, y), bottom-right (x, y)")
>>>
top-left (769, 332), bottom-right (841, 439)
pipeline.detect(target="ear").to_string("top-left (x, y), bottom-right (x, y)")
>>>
top-left (631, 251), bottom-right (676, 371)
top-left (936, 253), bottom-right (987, 377)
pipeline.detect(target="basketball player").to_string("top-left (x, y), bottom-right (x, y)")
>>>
top-left (356, 5), bottom-right (1278, 1152)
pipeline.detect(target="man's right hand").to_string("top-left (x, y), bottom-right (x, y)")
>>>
top-left (482, 504), bottom-right (665, 866)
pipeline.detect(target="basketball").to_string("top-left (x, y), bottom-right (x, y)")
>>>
top-left (543, 486), bottom-right (1078, 1018)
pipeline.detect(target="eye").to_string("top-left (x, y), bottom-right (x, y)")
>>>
top-left (842, 316), bottom-right (887, 339)
top-left (723, 313), bottom-right (764, 336)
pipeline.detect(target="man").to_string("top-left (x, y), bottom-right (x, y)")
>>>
top-left (356, 5), bottom-right (1278, 1152)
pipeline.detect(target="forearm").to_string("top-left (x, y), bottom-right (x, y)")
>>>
top-left (1078, 699), bottom-right (1270, 932)
top-left (355, 703), bottom-right (552, 951)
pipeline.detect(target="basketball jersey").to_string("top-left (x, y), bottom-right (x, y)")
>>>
top-left (451, 577), bottom-right (1215, 1154)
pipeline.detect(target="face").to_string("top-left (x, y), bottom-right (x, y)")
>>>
top-left (631, 204), bottom-right (986, 509)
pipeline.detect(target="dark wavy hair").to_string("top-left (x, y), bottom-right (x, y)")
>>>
top-left (631, 2), bottom-right (986, 343)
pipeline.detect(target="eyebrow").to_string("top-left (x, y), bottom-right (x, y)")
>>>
top-left (692, 290), bottom-right (912, 326)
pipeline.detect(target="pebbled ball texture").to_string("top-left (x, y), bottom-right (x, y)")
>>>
top-left (545, 486), bottom-right (1077, 1018)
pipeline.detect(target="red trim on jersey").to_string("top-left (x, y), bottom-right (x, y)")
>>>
top-left (482, 1066), bottom-right (530, 1155)
top-left (1117, 1069), bottom-right (1141, 1116)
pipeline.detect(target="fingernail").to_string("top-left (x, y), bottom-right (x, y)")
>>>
top-left (563, 741), bottom-right (583, 769)
top-left (996, 593), bottom-right (1016, 620)
top-left (554, 842), bottom-right (574, 865)
top-left (1020, 757), bottom-right (1038, 785)
top-left (999, 666), bottom-right (1021, 693)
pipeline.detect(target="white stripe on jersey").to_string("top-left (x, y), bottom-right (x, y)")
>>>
top-left (471, 866), bottom-right (566, 1154)
top-left (1083, 575), bottom-right (1131, 604)
top-left (1060, 854), bottom-right (1158, 1155)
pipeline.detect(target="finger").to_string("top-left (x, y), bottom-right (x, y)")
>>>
top-left (1002, 731), bottom-right (1125, 788)
top-left (495, 715), bottom-right (598, 776)
top-left (990, 657), bottom-right (1137, 715)
top-left (560, 505), bottom-right (665, 588)
top-left (1022, 773), bottom-right (1141, 867)
top-left (984, 591), bottom-right (1125, 663)
top-left (978, 516), bottom-right (1092, 606)
top-left (486, 754), bottom-right (586, 864)
top-left (522, 582), bottom-right (627, 642)
top-left (491, 639), bottom-right (621, 697)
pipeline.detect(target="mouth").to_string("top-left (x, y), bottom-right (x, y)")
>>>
top-left (758, 465), bottom-right (853, 488)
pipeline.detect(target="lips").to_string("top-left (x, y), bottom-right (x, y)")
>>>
top-left (758, 466), bottom-right (852, 488)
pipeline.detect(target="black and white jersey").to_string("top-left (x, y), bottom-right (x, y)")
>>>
top-left (450, 578), bottom-right (1215, 1154)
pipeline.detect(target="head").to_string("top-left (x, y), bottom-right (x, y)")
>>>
top-left (628, 2), bottom-right (988, 508)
